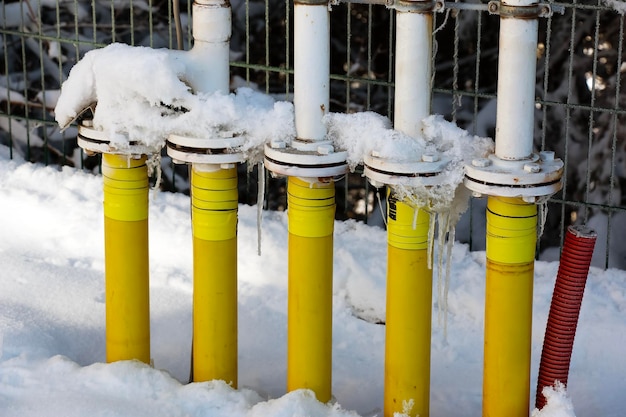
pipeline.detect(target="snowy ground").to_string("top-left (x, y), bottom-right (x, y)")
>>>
top-left (1, 145), bottom-right (625, 416)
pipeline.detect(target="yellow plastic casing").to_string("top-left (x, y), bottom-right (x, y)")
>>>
top-left (483, 196), bottom-right (537, 417)
top-left (286, 176), bottom-right (335, 403)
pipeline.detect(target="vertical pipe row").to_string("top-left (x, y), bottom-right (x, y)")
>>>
top-left (285, 0), bottom-right (336, 402)
top-left (384, 7), bottom-right (434, 417)
top-left (102, 153), bottom-right (151, 364)
top-left (482, 1), bottom-right (542, 415)
top-left (185, 0), bottom-right (239, 385)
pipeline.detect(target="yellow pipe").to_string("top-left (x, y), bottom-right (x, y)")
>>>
top-left (190, 165), bottom-right (239, 386)
top-left (483, 196), bottom-right (537, 417)
top-left (287, 176), bottom-right (335, 403)
top-left (384, 194), bottom-right (432, 417)
top-left (102, 153), bottom-right (150, 364)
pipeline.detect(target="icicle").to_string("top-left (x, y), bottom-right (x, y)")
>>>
top-left (427, 212), bottom-right (436, 270)
top-left (436, 211), bottom-right (448, 327)
top-left (256, 162), bottom-right (265, 256)
top-left (537, 199), bottom-right (548, 240)
top-left (376, 188), bottom-right (387, 228)
top-left (146, 153), bottom-right (162, 197)
top-left (443, 224), bottom-right (454, 339)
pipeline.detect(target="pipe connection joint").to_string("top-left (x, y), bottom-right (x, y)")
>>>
top-left (78, 119), bottom-right (155, 157)
top-left (166, 131), bottom-right (245, 167)
top-left (464, 151), bottom-right (563, 202)
top-left (364, 149), bottom-right (450, 189)
top-left (264, 138), bottom-right (348, 179)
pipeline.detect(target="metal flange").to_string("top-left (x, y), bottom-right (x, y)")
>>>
top-left (388, 0), bottom-right (444, 13)
top-left (363, 151), bottom-right (450, 188)
top-left (464, 151), bottom-right (563, 202)
top-left (78, 121), bottom-right (155, 156)
top-left (166, 132), bottom-right (245, 165)
top-left (264, 139), bottom-right (348, 178)
top-left (487, 1), bottom-right (558, 19)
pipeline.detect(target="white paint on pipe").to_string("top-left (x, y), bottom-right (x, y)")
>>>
top-left (494, 16), bottom-right (538, 160)
top-left (170, 2), bottom-right (231, 95)
top-left (294, 4), bottom-right (330, 142)
top-left (394, 12), bottom-right (433, 138)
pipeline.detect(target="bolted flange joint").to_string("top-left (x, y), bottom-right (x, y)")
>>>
top-left (264, 138), bottom-right (348, 179)
top-left (166, 132), bottom-right (245, 165)
top-left (363, 150), bottom-right (450, 188)
top-left (78, 120), bottom-right (154, 157)
top-left (464, 151), bottom-right (563, 201)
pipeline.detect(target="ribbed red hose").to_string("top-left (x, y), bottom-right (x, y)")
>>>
top-left (535, 225), bottom-right (597, 410)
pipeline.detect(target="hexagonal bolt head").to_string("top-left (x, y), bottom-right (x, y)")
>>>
top-left (524, 163), bottom-right (541, 173)
top-left (422, 152), bottom-right (440, 163)
top-left (220, 163), bottom-right (235, 169)
top-left (472, 191), bottom-right (484, 198)
top-left (317, 144), bottom-right (334, 155)
top-left (539, 151), bottom-right (555, 162)
top-left (522, 196), bottom-right (537, 203)
top-left (472, 158), bottom-right (492, 168)
top-left (270, 139), bottom-right (286, 149)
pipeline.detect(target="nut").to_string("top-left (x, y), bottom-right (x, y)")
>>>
top-left (422, 152), bottom-right (440, 163)
top-left (472, 158), bottom-right (492, 168)
top-left (317, 144), bottom-right (334, 155)
top-left (524, 163), bottom-right (541, 173)
top-left (539, 151), bottom-right (555, 162)
top-left (270, 139), bottom-right (286, 149)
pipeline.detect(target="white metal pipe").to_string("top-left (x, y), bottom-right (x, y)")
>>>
top-left (494, 1), bottom-right (538, 161)
top-left (171, 1), bottom-right (231, 95)
top-left (394, 12), bottom-right (432, 138)
top-left (294, 4), bottom-right (330, 142)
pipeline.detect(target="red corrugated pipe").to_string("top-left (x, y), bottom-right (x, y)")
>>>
top-left (535, 225), bottom-right (597, 410)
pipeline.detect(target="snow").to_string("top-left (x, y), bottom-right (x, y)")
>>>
top-left (603, 0), bottom-right (626, 14)
top-left (2, 144), bottom-right (626, 416)
top-left (54, 43), bottom-right (296, 161)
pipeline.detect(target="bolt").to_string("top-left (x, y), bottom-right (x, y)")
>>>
top-left (524, 163), bottom-right (541, 173)
top-left (220, 163), bottom-right (235, 169)
top-left (270, 139), bottom-right (286, 149)
top-left (539, 151), bottom-right (555, 162)
top-left (472, 191), bottom-right (483, 198)
top-left (172, 159), bottom-right (185, 165)
top-left (472, 158), bottom-right (492, 168)
top-left (422, 152), bottom-right (440, 163)
top-left (488, 1), bottom-right (499, 14)
top-left (523, 196), bottom-right (537, 203)
top-left (371, 150), bottom-right (381, 158)
top-left (317, 144), bottom-right (334, 155)
top-left (82, 119), bottom-right (93, 127)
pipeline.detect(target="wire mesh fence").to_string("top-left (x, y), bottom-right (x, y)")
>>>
top-left (1, 0), bottom-right (625, 268)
